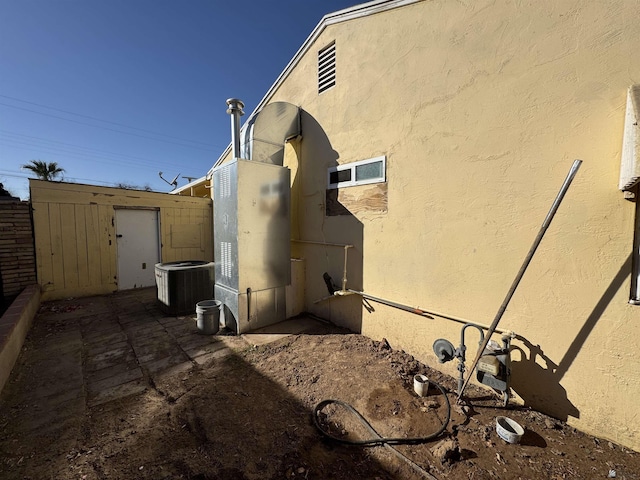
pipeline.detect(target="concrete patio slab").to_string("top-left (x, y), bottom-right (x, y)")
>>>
top-left (241, 316), bottom-right (328, 346)
top-left (1, 286), bottom-right (335, 459)
top-left (87, 359), bottom-right (141, 383)
top-left (88, 378), bottom-right (148, 407)
top-left (87, 367), bottom-right (144, 395)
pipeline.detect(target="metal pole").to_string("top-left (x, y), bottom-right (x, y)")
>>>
top-left (226, 98), bottom-right (245, 159)
top-left (348, 289), bottom-right (434, 318)
top-left (457, 159), bottom-right (582, 401)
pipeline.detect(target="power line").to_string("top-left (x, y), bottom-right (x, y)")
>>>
top-left (0, 102), bottom-right (219, 152)
top-left (0, 170), bottom-right (30, 180)
top-left (0, 138), bottom-right (186, 171)
top-left (0, 130), bottom-right (188, 170)
top-left (0, 94), bottom-right (217, 147)
top-left (0, 169), bottom-right (165, 190)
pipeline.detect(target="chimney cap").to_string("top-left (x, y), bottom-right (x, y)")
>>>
top-left (226, 98), bottom-right (245, 115)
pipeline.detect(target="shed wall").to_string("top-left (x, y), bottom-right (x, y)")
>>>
top-left (30, 180), bottom-right (213, 300)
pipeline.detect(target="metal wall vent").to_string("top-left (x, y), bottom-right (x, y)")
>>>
top-left (318, 42), bottom-right (336, 94)
top-left (220, 167), bottom-right (231, 198)
top-left (221, 241), bottom-right (232, 279)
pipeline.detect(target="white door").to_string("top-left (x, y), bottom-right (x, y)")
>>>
top-left (115, 209), bottom-right (160, 290)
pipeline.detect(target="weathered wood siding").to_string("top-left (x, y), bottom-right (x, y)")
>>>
top-left (30, 180), bottom-right (213, 300)
top-left (0, 201), bottom-right (36, 298)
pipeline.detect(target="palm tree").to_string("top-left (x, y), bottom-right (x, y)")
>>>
top-left (21, 160), bottom-right (65, 181)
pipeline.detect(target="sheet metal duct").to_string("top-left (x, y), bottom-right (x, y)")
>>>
top-left (240, 102), bottom-right (301, 165)
top-left (213, 100), bottom-right (296, 334)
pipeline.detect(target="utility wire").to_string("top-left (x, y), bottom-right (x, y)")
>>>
top-left (0, 130), bottom-right (186, 170)
top-left (0, 168), bottom-right (164, 190)
top-left (0, 138), bottom-right (185, 172)
top-left (0, 102), bottom-right (218, 152)
top-left (0, 93), bottom-right (216, 147)
top-left (0, 170), bottom-right (31, 180)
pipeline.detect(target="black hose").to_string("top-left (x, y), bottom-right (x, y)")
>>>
top-left (312, 380), bottom-right (451, 446)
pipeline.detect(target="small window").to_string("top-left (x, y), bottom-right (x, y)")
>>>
top-left (328, 156), bottom-right (386, 189)
top-left (318, 42), bottom-right (336, 94)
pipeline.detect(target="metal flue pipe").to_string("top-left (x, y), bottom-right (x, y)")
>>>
top-left (457, 159), bottom-right (583, 401)
top-left (226, 98), bottom-right (245, 159)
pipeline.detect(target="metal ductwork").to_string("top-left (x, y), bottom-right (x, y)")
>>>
top-left (240, 102), bottom-right (301, 165)
top-left (226, 98), bottom-right (245, 159)
top-left (213, 99), bottom-right (297, 334)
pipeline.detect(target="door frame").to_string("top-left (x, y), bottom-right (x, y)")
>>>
top-left (114, 206), bottom-right (161, 290)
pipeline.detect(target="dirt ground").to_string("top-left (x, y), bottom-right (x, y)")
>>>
top-left (2, 317), bottom-right (640, 479)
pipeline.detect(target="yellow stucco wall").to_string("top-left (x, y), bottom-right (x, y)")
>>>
top-left (30, 180), bottom-right (213, 300)
top-left (249, 0), bottom-right (640, 450)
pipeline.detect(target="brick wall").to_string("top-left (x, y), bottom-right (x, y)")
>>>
top-left (0, 201), bottom-right (36, 298)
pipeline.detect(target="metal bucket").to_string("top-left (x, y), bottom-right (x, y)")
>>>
top-left (196, 300), bottom-right (221, 335)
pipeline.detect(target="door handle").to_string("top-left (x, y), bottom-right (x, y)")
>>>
top-left (116, 234), bottom-right (123, 238)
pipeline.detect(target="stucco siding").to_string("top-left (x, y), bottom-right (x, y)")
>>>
top-left (247, 0), bottom-right (640, 449)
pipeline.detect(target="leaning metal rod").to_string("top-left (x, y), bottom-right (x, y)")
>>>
top-left (457, 159), bottom-right (583, 401)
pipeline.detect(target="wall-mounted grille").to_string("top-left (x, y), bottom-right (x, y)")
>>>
top-left (220, 167), bottom-right (231, 198)
top-left (318, 42), bottom-right (336, 94)
top-left (221, 241), bottom-right (232, 278)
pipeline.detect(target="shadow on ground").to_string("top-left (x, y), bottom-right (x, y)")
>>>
top-left (0, 288), bottom-right (401, 480)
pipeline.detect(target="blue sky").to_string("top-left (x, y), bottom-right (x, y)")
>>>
top-left (0, 0), bottom-right (358, 199)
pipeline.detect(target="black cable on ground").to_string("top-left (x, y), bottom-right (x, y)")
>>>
top-left (313, 380), bottom-right (451, 446)
top-left (313, 381), bottom-right (451, 479)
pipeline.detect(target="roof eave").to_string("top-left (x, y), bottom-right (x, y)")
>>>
top-left (208, 0), bottom-right (423, 176)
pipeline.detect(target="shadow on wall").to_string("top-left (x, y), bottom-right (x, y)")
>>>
top-left (291, 110), bottom-right (364, 332)
top-left (510, 254), bottom-right (632, 421)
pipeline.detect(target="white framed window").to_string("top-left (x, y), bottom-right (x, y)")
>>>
top-left (327, 156), bottom-right (386, 189)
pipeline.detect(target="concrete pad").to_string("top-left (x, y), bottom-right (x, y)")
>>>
top-left (175, 333), bottom-right (218, 351)
top-left (32, 330), bottom-right (83, 356)
top-left (87, 378), bottom-right (147, 407)
top-left (37, 386), bottom-right (85, 408)
top-left (82, 325), bottom-right (123, 342)
top-left (158, 316), bottom-right (192, 328)
top-left (217, 336), bottom-right (249, 352)
top-left (30, 375), bottom-right (84, 400)
top-left (86, 339), bottom-right (129, 357)
top-left (86, 344), bottom-right (131, 364)
top-left (128, 328), bottom-right (173, 346)
top-left (87, 367), bottom-right (144, 395)
top-left (141, 353), bottom-right (191, 374)
top-left (88, 359), bottom-right (141, 383)
top-left (168, 323), bottom-right (199, 335)
top-left (150, 360), bottom-right (194, 379)
top-left (185, 341), bottom-right (228, 360)
top-left (38, 300), bottom-right (111, 322)
top-left (85, 347), bottom-right (136, 372)
top-left (132, 342), bottom-right (182, 362)
top-left (78, 311), bottom-right (118, 326)
top-left (83, 330), bottom-right (123, 347)
top-left (117, 313), bottom-right (155, 325)
top-left (193, 347), bottom-right (232, 365)
top-left (241, 317), bottom-right (327, 346)
top-left (29, 341), bottom-right (83, 368)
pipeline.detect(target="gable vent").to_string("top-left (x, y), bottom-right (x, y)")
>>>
top-left (318, 42), bottom-right (336, 94)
